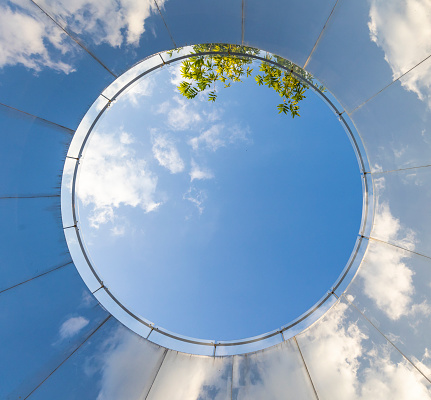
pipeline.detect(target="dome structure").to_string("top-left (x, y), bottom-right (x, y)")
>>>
top-left (1, 0), bottom-right (431, 399)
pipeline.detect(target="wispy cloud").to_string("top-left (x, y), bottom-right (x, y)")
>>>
top-left (79, 130), bottom-right (160, 228)
top-left (189, 124), bottom-right (225, 151)
top-left (151, 133), bottom-right (185, 174)
top-left (81, 290), bottom-right (96, 307)
top-left (121, 78), bottom-right (154, 107)
top-left (111, 225), bottom-right (126, 236)
top-left (189, 159), bottom-right (214, 182)
top-left (156, 96), bottom-right (202, 131)
top-left (203, 108), bottom-right (223, 122)
top-left (169, 61), bottom-right (185, 86)
top-left (59, 316), bottom-right (89, 340)
top-left (369, 0), bottom-right (431, 108)
top-left (189, 123), bottom-right (251, 152)
top-left (183, 186), bottom-right (207, 215)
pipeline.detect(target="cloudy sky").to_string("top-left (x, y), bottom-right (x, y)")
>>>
top-left (75, 58), bottom-right (362, 340)
top-left (2, 1), bottom-right (431, 398)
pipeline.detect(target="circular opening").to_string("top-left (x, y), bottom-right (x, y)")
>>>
top-left (63, 45), bottom-right (367, 353)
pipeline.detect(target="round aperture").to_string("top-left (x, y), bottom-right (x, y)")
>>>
top-left (63, 46), bottom-right (366, 350)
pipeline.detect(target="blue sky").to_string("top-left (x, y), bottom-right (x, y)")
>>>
top-left (1, 0), bottom-right (430, 345)
top-left (2, 0), bottom-right (431, 398)
top-left (75, 59), bottom-right (362, 340)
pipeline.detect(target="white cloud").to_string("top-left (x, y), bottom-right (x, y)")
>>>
top-left (0, 3), bottom-right (75, 72)
top-left (361, 219), bottom-right (415, 321)
top-left (81, 305), bottom-right (431, 400)
top-left (111, 225), bottom-right (126, 236)
top-left (79, 130), bottom-right (160, 228)
top-left (189, 159), bottom-right (214, 181)
top-left (189, 123), bottom-right (251, 152)
top-left (359, 347), bottom-right (431, 400)
top-left (409, 301), bottom-right (431, 317)
top-left (360, 179), bottom-right (416, 320)
top-left (121, 78), bottom-right (154, 107)
top-left (151, 133), bottom-right (185, 173)
top-left (358, 176), bottom-right (431, 320)
top-left (203, 108), bottom-right (222, 122)
top-left (157, 96), bottom-right (202, 131)
top-left (298, 301), bottom-right (431, 400)
top-left (372, 164), bottom-right (384, 173)
top-left (89, 206), bottom-right (115, 228)
top-left (81, 290), bottom-right (95, 307)
top-left (0, 0), bottom-right (166, 72)
top-left (169, 61), bottom-right (185, 86)
top-left (144, 353), bottom-right (231, 400)
top-left (190, 124), bottom-right (225, 151)
top-left (38, 0), bottom-right (165, 47)
top-left (59, 316), bottom-right (89, 340)
top-left (369, 0), bottom-right (431, 108)
top-left (232, 341), bottom-right (331, 399)
top-left (92, 327), bottom-right (164, 400)
top-left (393, 147), bottom-right (406, 159)
top-left (299, 302), bottom-right (367, 400)
top-left (372, 201), bottom-right (416, 251)
top-left (156, 100), bottom-right (170, 114)
top-left (229, 124), bottom-right (251, 143)
top-left (89, 326), bottom-right (231, 400)
top-left (413, 348), bottom-right (431, 379)
top-left (183, 186), bottom-right (206, 215)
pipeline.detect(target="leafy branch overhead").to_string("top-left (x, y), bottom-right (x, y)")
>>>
top-left (173, 44), bottom-right (325, 118)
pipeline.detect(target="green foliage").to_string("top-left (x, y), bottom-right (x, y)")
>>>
top-left (170, 44), bottom-right (324, 118)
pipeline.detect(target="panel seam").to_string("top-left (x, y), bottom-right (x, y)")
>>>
top-left (294, 337), bottom-right (320, 400)
top-left (349, 53), bottom-right (431, 115)
top-left (153, 0), bottom-right (177, 48)
top-left (24, 315), bottom-right (112, 399)
top-left (0, 102), bottom-right (75, 134)
top-left (369, 164), bottom-right (431, 175)
top-left (28, 0), bottom-right (117, 78)
top-left (241, 0), bottom-right (245, 45)
top-left (0, 195), bottom-right (61, 199)
top-left (303, 0), bottom-right (340, 69)
top-left (342, 294), bottom-right (431, 385)
top-left (363, 236), bottom-right (431, 261)
top-left (144, 348), bottom-right (168, 399)
top-left (0, 261), bottom-right (73, 295)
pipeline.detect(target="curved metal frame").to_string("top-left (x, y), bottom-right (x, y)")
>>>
top-left (62, 46), bottom-right (372, 355)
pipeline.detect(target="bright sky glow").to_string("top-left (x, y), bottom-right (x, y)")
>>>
top-left (76, 58), bottom-right (362, 340)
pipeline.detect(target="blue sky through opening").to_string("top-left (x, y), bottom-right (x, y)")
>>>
top-left (76, 59), bottom-right (362, 340)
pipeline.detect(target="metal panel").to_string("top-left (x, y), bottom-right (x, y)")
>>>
top-left (27, 318), bottom-right (166, 400)
top-left (0, 264), bottom-right (109, 399)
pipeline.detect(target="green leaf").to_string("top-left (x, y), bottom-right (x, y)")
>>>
top-left (255, 75), bottom-right (264, 85)
top-left (208, 91), bottom-right (217, 102)
top-left (175, 44), bottom-right (322, 118)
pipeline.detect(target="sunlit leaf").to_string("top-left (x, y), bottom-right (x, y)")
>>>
top-left (173, 43), bottom-right (323, 118)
